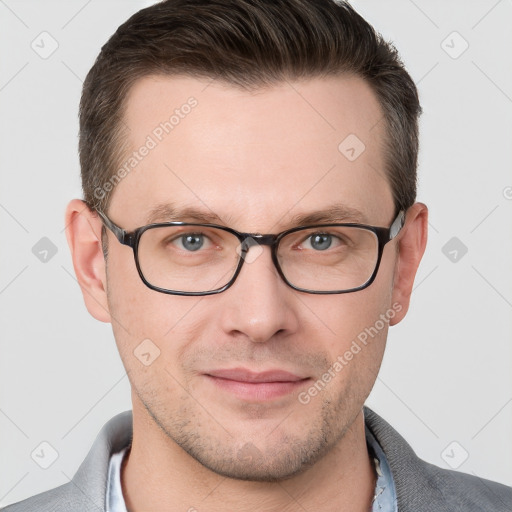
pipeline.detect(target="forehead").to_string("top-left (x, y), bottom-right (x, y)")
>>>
top-left (110, 74), bottom-right (394, 230)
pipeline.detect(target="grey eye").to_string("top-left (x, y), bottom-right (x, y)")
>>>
top-left (309, 234), bottom-right (332, 251)
top-left (180, 234), bottom-right (204, 251)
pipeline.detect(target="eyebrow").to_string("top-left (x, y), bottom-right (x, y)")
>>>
top-left (145, 203), bottom-right (368, 228)
top-left (146, 203), bottom-right (227, 225)
top-left (288, 205), bottom-right (368, 226)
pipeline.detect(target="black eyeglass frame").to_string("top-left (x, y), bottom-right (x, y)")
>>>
top-left (96, 209), bottom-right (406, 296)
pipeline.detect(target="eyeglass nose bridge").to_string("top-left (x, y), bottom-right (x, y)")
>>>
top-left (238, 232), bottom-right (280, 257)
top-left (234, 233), bottom-right (291, 293)
top-left (239, 233), bottom-right (278, 250)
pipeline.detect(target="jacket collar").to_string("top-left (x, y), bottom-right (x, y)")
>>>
top-left (363, 406), bottom-right (449, 511)
top-left (72, 410), bottom-right (132, 511)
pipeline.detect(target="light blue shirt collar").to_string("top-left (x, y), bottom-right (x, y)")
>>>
top-left (366, 423), bottom-right (398, 511)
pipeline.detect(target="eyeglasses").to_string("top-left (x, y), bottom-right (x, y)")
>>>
top-left (96, 209), bottom-right (405, 296)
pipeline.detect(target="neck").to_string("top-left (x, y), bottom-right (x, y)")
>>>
top-left (121, 401), bottom-right (376, 512)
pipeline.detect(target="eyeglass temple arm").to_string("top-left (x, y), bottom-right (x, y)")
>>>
top-left (96, 210), bottom-right (129, 244)
top-left (389, 210), bottom-right (405, 240)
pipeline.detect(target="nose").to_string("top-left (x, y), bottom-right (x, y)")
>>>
top-left (218, 244), bottom-right (299, 344)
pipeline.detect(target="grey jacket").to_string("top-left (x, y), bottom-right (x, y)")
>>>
top-left (2, 407), bottom-right (511, 511)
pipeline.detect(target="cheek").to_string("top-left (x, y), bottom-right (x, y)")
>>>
top-left (302, 274), bottom-right (394, 395)
top-left (106, 251), bottom-right (153, 336)
top-left (104, 248), bottom-right (204, 372)
top-left (307, 284), bottom-right (391, 348)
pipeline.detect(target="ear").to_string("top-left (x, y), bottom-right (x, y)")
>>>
top-left (389, 202), bottom-right (428, 325)
top-left (65, 199), bottom-right (111, 323)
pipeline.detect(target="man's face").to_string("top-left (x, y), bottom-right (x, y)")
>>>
top-left (105, 74), bottom-right (397, 481)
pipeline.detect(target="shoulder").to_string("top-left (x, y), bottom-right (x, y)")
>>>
top-left (0, 483), bottom-right (88, 512)
top-left (417, 454), bottom-right (512, 510)
top-left (364, 406), bottom-right (512, 512)
top-left (1, 411), bottom-right (132, 512)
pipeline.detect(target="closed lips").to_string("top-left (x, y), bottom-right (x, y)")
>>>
top-left (205, 368), bottom-right (309, 383)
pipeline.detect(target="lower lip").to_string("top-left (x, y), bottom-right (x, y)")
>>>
top-left (205, 375), bottom-right (310, 401)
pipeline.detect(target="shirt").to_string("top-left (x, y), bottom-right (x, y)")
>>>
top-left (106, 425), bottom-right (397, 512)
top-left (366, 425), bottom-right (398, 511)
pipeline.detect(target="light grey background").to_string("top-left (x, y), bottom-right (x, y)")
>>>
top-left (1, 0), bottom-right (511, 506)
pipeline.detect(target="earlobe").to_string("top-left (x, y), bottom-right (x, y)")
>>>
top-left (65, 199), bottom-right (111, 323)
top-left (389, 202), bottom-right (428, 326)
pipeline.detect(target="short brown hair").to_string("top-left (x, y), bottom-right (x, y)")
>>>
top-left (79, 0), bottom-right (421, 215)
